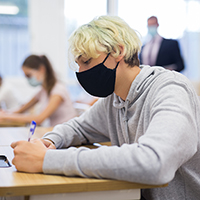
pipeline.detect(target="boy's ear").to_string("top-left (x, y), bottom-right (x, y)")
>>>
top-left (116, 45), bottom-right (125, 62)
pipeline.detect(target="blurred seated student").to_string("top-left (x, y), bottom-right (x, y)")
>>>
top-left (0, 75), bottom-right (21, 111)
top-left (139, 16), bottom-right (185, 72)
top-left (0, 55), bottom-right (76, 126)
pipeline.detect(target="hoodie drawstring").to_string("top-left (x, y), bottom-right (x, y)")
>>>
top-left (123, 100), bottom-right (130, 144)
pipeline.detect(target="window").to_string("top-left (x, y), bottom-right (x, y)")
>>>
top-left (0, 0), bottom-right (29, 77)
top-left (118, 0), bottom-right (186, 39)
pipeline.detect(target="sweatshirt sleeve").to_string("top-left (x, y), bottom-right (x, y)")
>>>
top-left (43, 77), bottom-right (200, 185)
top-left (42, 98), bottom-right (111, 148)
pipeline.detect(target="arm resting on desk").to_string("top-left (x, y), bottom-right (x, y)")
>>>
top-left (0, 94), bottom-right (63, 125)
top-left (42, 86), bottom-right (198, 185)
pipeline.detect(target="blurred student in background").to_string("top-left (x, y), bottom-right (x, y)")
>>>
top-left (139, 16), bottom-right (185, 72)
top-left (0, 75), bottom-right (21, 111)
top-left (0, 55), bottom-right (76, 126)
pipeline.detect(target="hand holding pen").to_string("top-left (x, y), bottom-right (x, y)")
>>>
top-left (11, 121), bottom-right (48, 173)
top-left (28, 121), bottom-right (37, 142)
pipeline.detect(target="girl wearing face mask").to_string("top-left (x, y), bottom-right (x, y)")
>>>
top-left (0, 55), bottom-right (76, 126)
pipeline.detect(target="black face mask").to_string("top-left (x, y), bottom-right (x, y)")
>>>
top-left (76, 53), bottom-right (119, 98)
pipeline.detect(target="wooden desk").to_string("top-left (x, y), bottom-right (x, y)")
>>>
top-left (0, 120), bottom-right (27, 127)
top-left (0, 127), bottom-right (167, 199)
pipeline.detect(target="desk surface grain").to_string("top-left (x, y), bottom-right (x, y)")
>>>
top-left (0, 121), bottom-right (27, 127)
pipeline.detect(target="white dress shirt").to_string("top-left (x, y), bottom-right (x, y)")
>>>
top-left (142, 34), bottom-right (163, 66)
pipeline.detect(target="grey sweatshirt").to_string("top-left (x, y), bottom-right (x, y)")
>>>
top-left (43, 65), bottom-right (200, 200)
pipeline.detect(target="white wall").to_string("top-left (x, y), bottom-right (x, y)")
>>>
top-left (28, 0), bottom-right (67, 80)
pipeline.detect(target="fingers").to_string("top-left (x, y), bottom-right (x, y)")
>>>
top-left (30, 139), bottom-right (44, 145)
top-left (11, 141), bottom-right (19, 149)
top-left (31, 139), bottom-right (49, 147)
top-left (11, 141), bottom-right (16, 148)
top-left (40, 139), bottom-right (56, 149)
top-left (48, 143), bottom-right (56, 149)
top-left (12, 153), bottom-right (18, 166)
top-left (11, 139), bottom-right (47, 173)
top-left (11, 140), bottom-right (27, 149)
top-left (11, 139), bottom-right (56, 150)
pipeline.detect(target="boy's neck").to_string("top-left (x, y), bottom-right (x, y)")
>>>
top-left (115, 64), bottom-right (141, 101)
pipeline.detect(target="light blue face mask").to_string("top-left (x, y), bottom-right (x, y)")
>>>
top-left (148, 25), bottom-right (157, 37)
top-left (27, 76), bottom-right (42, 87)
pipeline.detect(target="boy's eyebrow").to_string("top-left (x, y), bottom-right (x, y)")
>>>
top-left (75, 55), bottom-right (82, 62)
top-left (76, 54), bottom-right (92, 62)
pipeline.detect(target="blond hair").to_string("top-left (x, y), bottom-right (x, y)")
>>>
top-left (68, 15), bottom-right (142, 67)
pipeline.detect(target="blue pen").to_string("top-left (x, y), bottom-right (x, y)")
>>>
top-left (28, 121), bottom-right (37, 142)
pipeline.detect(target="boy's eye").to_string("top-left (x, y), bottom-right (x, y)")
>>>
top-left (84, 58), bottom-right (92, 64)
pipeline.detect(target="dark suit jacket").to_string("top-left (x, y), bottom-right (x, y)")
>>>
top-left (139, 38), bottom-right (185, 72)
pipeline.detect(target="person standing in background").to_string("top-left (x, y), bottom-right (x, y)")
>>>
top-left (0, 55), bottom-right (76, 126)
top-left (139, 16), bottom-right (185, 72)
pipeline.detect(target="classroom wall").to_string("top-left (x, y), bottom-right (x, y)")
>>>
top-left (181, 31), bottom-right (200, 81)
top-left (28, 0), bottom-right (67, 81)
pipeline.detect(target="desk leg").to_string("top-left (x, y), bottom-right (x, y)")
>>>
top-left (24, 196), bottom-right (29, 200)
top-left (30, 189), bottom-right (140, 200)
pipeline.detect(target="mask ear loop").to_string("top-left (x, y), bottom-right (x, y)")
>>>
top-left (115, 61), bottom-right (120, 70)
top-left (102, 53), bottom-right (111, 64)
top-left (103, 53), bottom-right (120, 70)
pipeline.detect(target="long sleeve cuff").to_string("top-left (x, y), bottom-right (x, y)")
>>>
top-left (42, 147), bottom-right (89, 177)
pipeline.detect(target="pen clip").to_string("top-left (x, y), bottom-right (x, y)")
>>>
top-left (28, 121), bottom-right (37, 141)
top-left (30, 121), bottom-right (36, 132)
